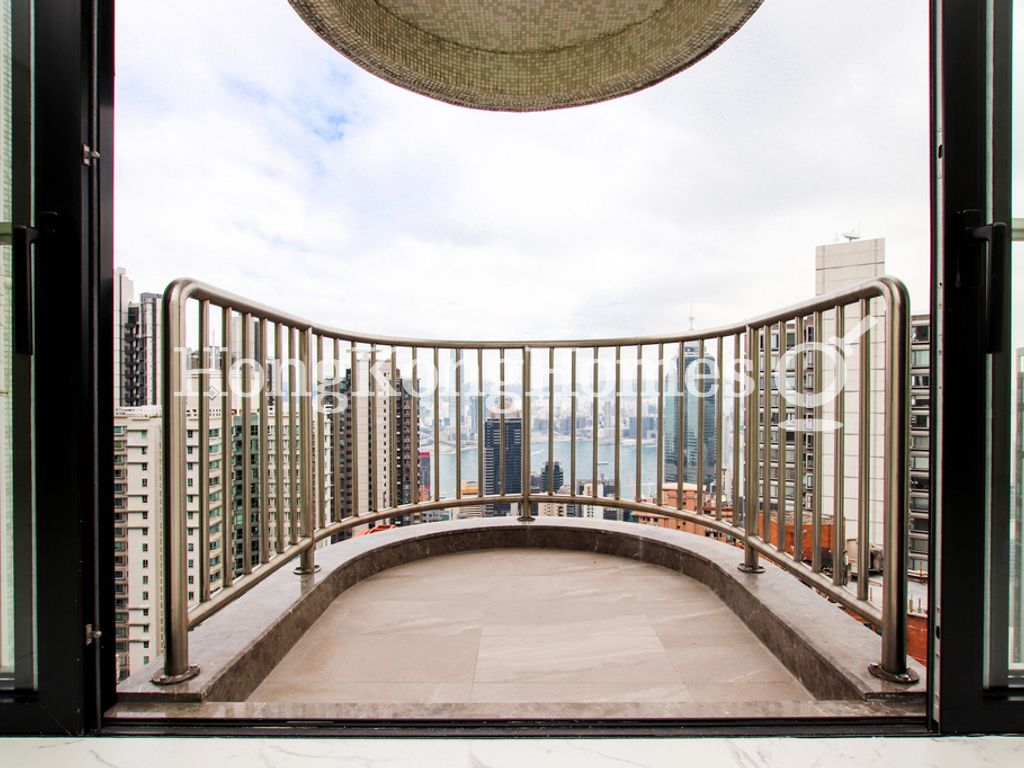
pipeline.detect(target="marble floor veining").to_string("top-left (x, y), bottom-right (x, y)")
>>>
top-left (248, 548), bottom-right (814, 705)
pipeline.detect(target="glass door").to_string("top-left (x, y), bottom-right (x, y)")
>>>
top-left (0, 0), bottom-right (114, 734)
top-left (1003, 0), bottom-right (1023, 687)
top-left (0, 0), bottom-right (34, 694)
top-left (933, 0), bottom-right (1024, 733)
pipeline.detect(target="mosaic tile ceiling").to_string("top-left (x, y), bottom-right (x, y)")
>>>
top-left (289, 0), bottom-right (763, 111)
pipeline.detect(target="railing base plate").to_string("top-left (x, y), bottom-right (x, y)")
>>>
top-left (738, 563), bottom-right (765, 574)
top-left (151, 665), bottom-right (199, 686)
top-left (868, 663), bottom-right (920, 685)
top-left (293, 565), bottom-right (322, 575)
top-left (517, 516), bottom-right (535, 523)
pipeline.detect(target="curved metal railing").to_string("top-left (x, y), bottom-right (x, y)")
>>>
top-left (153, 276), bottom-right (916, 686)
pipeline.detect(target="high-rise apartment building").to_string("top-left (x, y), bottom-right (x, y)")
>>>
top-left (327, 360), bottom-right (416, 522)
top-left (113, 405), bottom-right (226, 680)
top-left (908, 315), bottom-right (932, 577)
top-left (114, 269), bottom-right (162, 407)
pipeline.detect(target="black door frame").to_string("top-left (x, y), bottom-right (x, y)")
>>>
top-left (2, 0), bottom-right (1023, 737)
top-left (931, 0), bottom-right (1024, 733)
top-left (0, 0), bottom-right (114, 735)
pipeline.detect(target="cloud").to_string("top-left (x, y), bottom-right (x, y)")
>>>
top-left (115, 0), bottom-right (931, 343)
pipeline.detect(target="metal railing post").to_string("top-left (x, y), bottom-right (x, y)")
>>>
top-left (740, 326), bottom-right (764, 574)
top-left (153, 288), bottom-right (199, 684)
top-left (295, 327), bottom-right (319, 575)
top-left (870, 282), bottom-right (918, 683)
top-left (519, 346), bottom-right (534, 521)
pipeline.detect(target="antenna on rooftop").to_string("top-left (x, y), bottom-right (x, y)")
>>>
top-left (688, 303), bottom-right (695, 331)
top-left (841, 228), bottom-right (861, 242)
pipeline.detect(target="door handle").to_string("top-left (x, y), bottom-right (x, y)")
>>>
top-left (11, 224), bottom-right (38, 356)
top-left (962, 211), bottom-right (1009, 354)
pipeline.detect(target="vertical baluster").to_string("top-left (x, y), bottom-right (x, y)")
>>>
top-left (241, 314), bottom-right (253, 574)
top-left (548, 346), bottom-right (555, 495)
top-left (332, 338), bottom-right (342, 523)
top-left (258, 319), bottom-right (269, 565)
top-left (812, 311), bottom-right (824, 573)
top-left (716, 335), bottom-right (724, 521)
top-left (732, 334), bottom-right (741, 528)
top-left (697, 338), bottom-right (705, 516)
top-left (833, 305), bottom-right (846, 587)
top-left (370, 344), bottom-right (379, 514)
top-left (288, 327), bottom-right (298, 545)
top-left (409, 347), bottom-right (419, 506)
top-left (198, 300), bottom-right (211, 601)
top-left (776, 321), bottom-right (786, 553)
top-left (434, 347), bottom-right (441, 504)
top-left (677, 342), bottom-right (684, 512)
top-left (221, 307), bottom-right (234, 588)
top-left (350, 343), bottom-right (360, 518)
top-left (317, 336), bottom-right (326, 529)
top-left (296, 327), bottom-right (316, 574)
top-left (740, 327), bottom-right (763, 573)
top-left (858, 298), bottom-right (871, 600)
top-left (477, 348), bottom-right (484, 497)
top-left (570, 348), bottom-right (577, 498)
top-left (635, 346), bottom-right (643, 503)
top-left (656, 343), bottom-right (664, 507)
top-left (794, 316), bottom-right (805, 564)
top-left (762, 326), bottom-right (772, 543)
top-left (274, 323), bottom-right (284, 551)
top-left (390, 347), bottom-right (398, 508)
top-left (521, 347), bottom-right (532, 520)
top-left (614, 345), bottom-right (621, 501)
top-left (499, 348), bottom-right (506, 498)
top-left (592, 347), bottom-right (599, 500)
top-left (456, 348), bottom-right (463, 500)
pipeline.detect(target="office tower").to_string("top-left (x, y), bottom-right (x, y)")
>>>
top-left (538, 459), bottom-right (564, 495)
top-left (115, 271), bottom-right (162, 407)
top-left (815, 237), bottom-right (887, 564)
top-left (483, 411), bottom-right (522, 516)
top-left (664, 344), bottom-right (718, 487)
top-left (113, 405), bottom-right (225, 681)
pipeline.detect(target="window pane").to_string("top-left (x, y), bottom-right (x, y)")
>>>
top-left (1007, 0), bottom-right (1023, 679)
top-left (0, 0), bottom-right (14, 684)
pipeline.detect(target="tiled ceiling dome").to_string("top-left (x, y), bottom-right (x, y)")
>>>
top-left (288, 0), bottom-right (763, 111)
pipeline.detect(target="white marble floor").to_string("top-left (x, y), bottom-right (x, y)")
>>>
top-left (250, 548), bottom-right (811, 705)
top-left (1, 737), bottom-right (1022, 768)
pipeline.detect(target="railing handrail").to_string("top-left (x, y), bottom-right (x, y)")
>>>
top-left (154, 275), bottom-right (915, 687)
top-left (163, 275), bottom-right (907, 349)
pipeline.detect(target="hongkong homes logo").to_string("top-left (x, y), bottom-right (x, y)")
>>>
top-left (174, 316), bottom-right (876, 434)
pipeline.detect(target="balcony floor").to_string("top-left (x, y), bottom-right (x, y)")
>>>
top-left (249, 548), bottom-right (813, 706)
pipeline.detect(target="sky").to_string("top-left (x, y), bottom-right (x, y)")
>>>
top-left (114, 0), bottom-right (933, 342)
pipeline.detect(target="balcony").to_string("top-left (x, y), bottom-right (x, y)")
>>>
top-left (111, 275), bottom-right (925, 722)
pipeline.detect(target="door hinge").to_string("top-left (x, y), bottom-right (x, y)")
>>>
top-left (82, 144), bottom-right (100, 166)
top-left (85, 624), bottom-right (102, 646)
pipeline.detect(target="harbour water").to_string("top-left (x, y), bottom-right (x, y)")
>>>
top-left (433, 440), bottom-right (662, 500)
